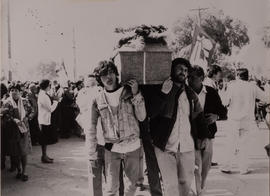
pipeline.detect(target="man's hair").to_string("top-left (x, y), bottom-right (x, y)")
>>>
top-left (190, 65), bottom-right (205, 79)
top-left (8, 83), bottom-right (21, 92)
top-left (207, 64), bottom-right (222, 78)
top-left (94, 60), bottom-right (119, 87)
top-left (29, 83), bottom-right (37, 92)
top-left (171, 58), bottom-right (192, 80)
top-left (236, 68), bottom-right (249, 81)
top-left (39, 79), bottom-right (50, 90)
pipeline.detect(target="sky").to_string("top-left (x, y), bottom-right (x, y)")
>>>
top-left (1, 0), bottom-right (270, 80)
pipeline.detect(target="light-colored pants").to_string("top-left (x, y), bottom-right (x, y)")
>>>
top-left (137, 147), bottom-right (144, 184)
top-left (88, 145), bottom-right (104, 196)
top-left (222, 119), bottom-right (258, 173)
top-left (105, 147), bottom-right (141, 196)
top-left (155, 147), bottom-right (195, 196)
top-left (195, 139), bottom-right (213, 196)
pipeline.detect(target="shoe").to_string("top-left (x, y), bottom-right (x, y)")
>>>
top-left (21, 174), bottom-right (28, 181)
top-left (41, 156), bottom-right (53, 164)
top-left (16, 172), bottom-right (22, 179)
top-left (221, 169), bottom-right (232, 174)
top-left (45, 156), bottom-right (54, 161)
top-left (211, 162), bottom-right (218, 166)
top-left (240, 169), bottom-right (252, 175)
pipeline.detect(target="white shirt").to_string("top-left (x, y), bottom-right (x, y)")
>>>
top-left (204, 77), bottom-right (218, 90)
top-left (196, 85), bottom-right (207, 109)
top-left (38, 90), bottom-right (58, 125)
top-left (104, 87), bottom-right (123, 107)
top-left (166, 91), bottom-right (194, 153)
top-left (224, 79), bottom-right (269, 121)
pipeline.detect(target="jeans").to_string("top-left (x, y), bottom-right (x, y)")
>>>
top-left (105, 147), bottom-right (141, 196)
top-left (195, 139), bottom-right (213, 195)
top-left (137, 147), bottom-right (144, 184)
top-left (155, 147), bottom-right (195, 196)
top-left (88, 144), bottom-right (104, 196)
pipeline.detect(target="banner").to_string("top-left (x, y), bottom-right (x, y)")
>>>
top-left (189, 24), bottom-right (215, 73)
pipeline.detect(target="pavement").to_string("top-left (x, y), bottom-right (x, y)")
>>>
top-left (1, 122), bottom-right (269, 196)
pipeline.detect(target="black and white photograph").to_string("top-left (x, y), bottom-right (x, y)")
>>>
top-left (1, 0), bottom-right (270, 195)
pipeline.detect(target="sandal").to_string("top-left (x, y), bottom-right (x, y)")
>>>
top-left (21, 174), bottom-right (28, 181)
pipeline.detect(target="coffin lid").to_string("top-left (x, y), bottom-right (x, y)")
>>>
top-left (118, 43), bottom-right (172, 52)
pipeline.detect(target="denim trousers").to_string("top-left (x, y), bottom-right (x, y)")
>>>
top-left (104, 147), bottom-right (141, 196)
top-left (88, 144), bottom-right (104, 196)
top-left (155, 147), bottom-right (195, 196)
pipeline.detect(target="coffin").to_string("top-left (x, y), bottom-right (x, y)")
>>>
top-left (115, 44), bottom-right (172, 84)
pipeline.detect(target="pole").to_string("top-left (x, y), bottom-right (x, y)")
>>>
top-left (190, 7), bottom-right (208, 25)
top-left (7, 0), bottom-right (12, 81)
top-left (72, 27), bottom-right (77, 81)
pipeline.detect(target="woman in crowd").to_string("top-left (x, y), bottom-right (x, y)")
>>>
top-left (1, 83), bottom-right (33, 181)
top-left (38, 79), bottom-right (59, 163)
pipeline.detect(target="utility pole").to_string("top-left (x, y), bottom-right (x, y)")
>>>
top-left (7, 0), bottom-right (12, 81)
top-left (190, 7), bottom-right (209, 25)
top-left (72, 27), bottom-right (77, 81)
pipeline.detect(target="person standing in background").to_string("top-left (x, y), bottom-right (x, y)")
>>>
top-left (27, 83), bottom-right (40, 146)
top-left (221, 68), bottom-right (269, 174)
top-left (38, 79), bottom-right (59, 164)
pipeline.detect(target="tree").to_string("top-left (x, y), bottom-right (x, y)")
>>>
top-left (34, 60), bottom-right (59, 80)
top-left (169, 9), bottom-right (250, 64)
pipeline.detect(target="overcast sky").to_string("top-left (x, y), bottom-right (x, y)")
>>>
top-left (1, 0), bottom-right (270, 80)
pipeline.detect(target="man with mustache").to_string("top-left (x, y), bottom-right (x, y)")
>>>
top-left (149, 58), bottom-right (210, 196)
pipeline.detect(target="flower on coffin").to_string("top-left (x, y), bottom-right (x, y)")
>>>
top-left (115, 25), bottom-right (168, 49)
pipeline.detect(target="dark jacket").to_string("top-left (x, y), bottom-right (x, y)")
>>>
top-left (27, 92), bottom-right (38, 120)
top-left (146, 84), bottom-right (210, 151)
top-left (204, 86), bottom-right (227, 138)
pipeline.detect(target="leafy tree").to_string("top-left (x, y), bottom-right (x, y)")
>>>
top-left (169, 9), bottom-right (250, 64)
top-left (34, 60), bottom-right (59, 80)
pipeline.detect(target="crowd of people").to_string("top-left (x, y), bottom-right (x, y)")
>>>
top-left (1, 79), bottom-right (86, 180)
top-left (1, 57), bottom-right (269, 196)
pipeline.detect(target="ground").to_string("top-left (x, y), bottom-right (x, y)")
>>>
top-left (1, 122), bottom-right (269, 196)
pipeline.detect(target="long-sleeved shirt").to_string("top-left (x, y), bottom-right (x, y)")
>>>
top-left (38, 90), bottom-right (58, 125)
top-left (165, 90), bottom-right (194, 153)
top-left (224, 79), bottom-right (269, 121)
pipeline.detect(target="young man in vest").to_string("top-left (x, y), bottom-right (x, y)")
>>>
top-left (87, 60), bottom-right (146, 196)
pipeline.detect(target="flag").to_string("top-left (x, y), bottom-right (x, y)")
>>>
top-left (189, 24), bottom-right (216, 73)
